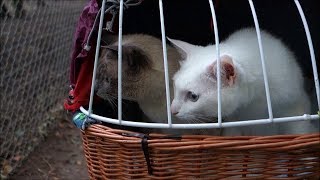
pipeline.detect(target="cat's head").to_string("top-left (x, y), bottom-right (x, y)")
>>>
top-left (169, 39), bottom-right (245, 122)
top-left (95, 44), bottom-right (152, 100)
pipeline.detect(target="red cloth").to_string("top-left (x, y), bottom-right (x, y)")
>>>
top-left (64, 0), bottom-right (110, 112)
top-left (64, 53), bottom-right (95, 112)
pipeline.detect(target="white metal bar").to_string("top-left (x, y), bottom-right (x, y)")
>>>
top-left (159, 0), bottom-right (172, 127)
top-left (294, 0), bottom-right (320, 110)
top-left (88, 0), bottom-right (107, 115)
top-left (208, 0), bottom-right (222, 127)
top-left (81, 107), bottom-right (319, 129)
top-left (248, 0), bottom-right (274, 122)
top-left (118, 0), bottom-right (124, 124)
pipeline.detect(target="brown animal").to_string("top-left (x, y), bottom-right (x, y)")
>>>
top-left (95, 34), bottom-right (181, 123)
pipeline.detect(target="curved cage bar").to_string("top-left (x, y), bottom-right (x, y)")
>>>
top-left (294, 0), bottom-right (320, 110)
top-left (208, 0), bottom-right (222, 127)
top-left (117, 0), bottom-right (124, 124)
top-left (88, 0), bottom-right (107, 116)
top-left (248, 0), bottom-right (273, 121)
top-left (159, 0), bottom-right (172, 127)
top-left (80, 107), bottom-right (318, 129)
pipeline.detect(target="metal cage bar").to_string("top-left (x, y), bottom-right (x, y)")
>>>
top-left (117, 0), bottom-right (124, 124)
top-left (294, 0), bottom-right (320, 111)
top-left (248, 0), bottom-right (274, 122)
top-left (80, 107), bottom-right (319, 129)
top-left (208, 0), bottom-right (222, 127)
top-left (159, 0), bottom-right (172, 127)
top-left (88, 0), bottom-right (107, 116)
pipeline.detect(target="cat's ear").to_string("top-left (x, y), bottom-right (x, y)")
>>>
top-left (100, 45), bottom-right (119, 59)
top-left (167, 37), bottom-right (195, 59)
top-left (206, 55), bottom-right (237, 87)
top-left (101, 45), bottom-right (151, 74)
top-left (101, 31), bottom-right (118, 46)
top-left (101, 45), bottom-right (118, 52)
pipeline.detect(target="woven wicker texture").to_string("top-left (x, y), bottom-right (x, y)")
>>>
top-left (82, 125), bottom-right (320, 179)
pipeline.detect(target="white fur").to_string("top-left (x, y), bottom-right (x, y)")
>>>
top-left (170, 28), bottom-right (317, 135)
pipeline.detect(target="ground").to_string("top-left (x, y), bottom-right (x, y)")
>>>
top-left (10, 119), bottom-right (89, 180)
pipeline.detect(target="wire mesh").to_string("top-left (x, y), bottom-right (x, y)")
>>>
top-left (0, 0), bottom-right (86, 177)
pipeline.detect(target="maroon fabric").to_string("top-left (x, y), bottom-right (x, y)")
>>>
top-left (70, 0), bottom-right (99, 85)
top-left (64, 0), bottom-right (104, 112)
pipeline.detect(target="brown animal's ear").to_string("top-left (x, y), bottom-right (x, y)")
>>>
top-left (101, 45), bottom-right (118, 52)
top-left (206, 55), bottom-right (237, 87)
top-left (100, 45), bottom-right (118, 59)
top-left (122, 45), bottom-right (151, 74)
top-left (101, 31), bottom-right (118, 46)
top-left (102, 45), bottom-right (151, 74)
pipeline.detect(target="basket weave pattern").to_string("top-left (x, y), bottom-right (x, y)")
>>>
top-left (82, 125), bottom-right (320, 179)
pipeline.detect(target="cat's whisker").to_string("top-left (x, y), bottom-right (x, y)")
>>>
top-left (192, 114), bottom-right (213, 123)
top-left (107, 97), bottom-right (118, 110)
top-left (106, 98), bottom-right (116, 111)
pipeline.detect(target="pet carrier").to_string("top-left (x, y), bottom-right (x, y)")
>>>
top-left (65, 0), bottom-right (320, 179)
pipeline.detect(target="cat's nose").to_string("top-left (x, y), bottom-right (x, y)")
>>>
top-left (170, 105), bottom-right (179, 115)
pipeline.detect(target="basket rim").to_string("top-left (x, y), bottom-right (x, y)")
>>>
top-left (82, 124), bottom-right (320, 151)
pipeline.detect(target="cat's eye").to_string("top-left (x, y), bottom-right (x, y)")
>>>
top-left (187, 91), bottom-right (199, 102)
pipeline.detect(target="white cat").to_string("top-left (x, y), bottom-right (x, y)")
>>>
top-left (169, 28), bottom-right (317, 135)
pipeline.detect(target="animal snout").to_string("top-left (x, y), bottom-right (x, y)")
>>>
top-left (172, 111), bottom-right (179, 115)
top-left (170, 104), bottom-right (179, 115)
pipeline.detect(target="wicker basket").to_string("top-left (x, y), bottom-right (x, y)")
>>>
top-left (82, 124), bottom-right (320, 179)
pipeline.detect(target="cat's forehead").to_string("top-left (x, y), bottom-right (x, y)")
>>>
top-left (174, 66), bottom-right (208, 91)
top-left (173, 45), bottom-right (218, 91)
